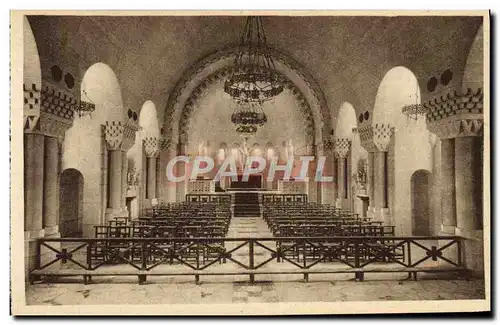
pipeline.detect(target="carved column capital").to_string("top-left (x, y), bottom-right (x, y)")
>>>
top-left (24, 83), bottom-right (77, 140)
top-left (358, 124), bottom-right (394, 152)
top-left (334, 138), bottom-right (351, 158)
top-left (104, 120), bottom-right (139, 151)
top-left (23, 83), bottom-right (41, 132)
top-left (144, 136), bottom-right (160, 158)
top-left (159, 136), bottom-right (172, 152)
top-left (426, 88), bottom-right (484, 139)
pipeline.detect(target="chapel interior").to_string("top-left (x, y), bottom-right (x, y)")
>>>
top-left (21, 14), bottom-right (486, 283)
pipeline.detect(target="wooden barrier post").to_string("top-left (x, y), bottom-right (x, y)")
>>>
top-left (249, 240), bottom-right (255, 283)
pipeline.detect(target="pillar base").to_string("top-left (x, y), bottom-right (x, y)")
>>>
top-left (455, 227), bottom-right (484, 276)
top-left (43, 225), bottom-right (60, 237)
top-left (105, 208), bottom-right (128, 222)
top-left (367, 206), bottom-right (390, 225)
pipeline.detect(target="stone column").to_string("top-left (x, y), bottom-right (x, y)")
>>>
top-left (104, 120), bottom-right (139, 220)
top-left (367, 152), bottom-right (375, 205)
top-left (334, 138), bottom-right (351, 209)
top-left (165, 146), bottom-right (178, 202)
top-left (358, 124), bottom-right (393, 223)
top-left (455, 136), bottom-right (482, 233)
top-left (121, 151), bottom-right (128, 215)
top-left (146, 156), bottom-right (157, 199)
top-left (144, 136), bottom-right (160, 204)
top-left (42, 136), bottom-right (59, 236)
top-left (331, 157), bottom-right (338, 203)
top-left (373, 151), bottom-right (387, 209)
top-left (24, 132), bottom-right (45, 237)
top-left (108, 149), bottom-right (123, 211)
top-left (440, 138), bottom-right (456, 233)
top-left (426, 87), bottom-right (484, 273)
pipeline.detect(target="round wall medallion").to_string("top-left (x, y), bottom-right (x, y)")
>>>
top-left (364, 111), bottom-right (370, 121)
top-left (440, 69), bottom-right (453, 86)
top-left (427, 76), bottom-right (438, 92)
top-left (64, 73), bottom-right (75, 89)
top-left (127, 109), bottom-right (133, 118)
top-left (51, 65), bottom-right (62, 82)
top-left (358, 113), bottom-right (364, 123)
top-left (133, 112), bottom-right (138, 121)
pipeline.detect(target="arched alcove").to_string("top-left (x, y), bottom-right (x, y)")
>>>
top-left (411, 169), bottom-right (432, 236)
top-left (372, 66), bottom-right (435, 235)
top-left (334, 102), bottom-right (359, 207)
top-left (62, 62), bottom-right (124, 236)
top-left (80, 62), bottom-right (124, 123)
top-left (59, 168), bottom-right (84, 237)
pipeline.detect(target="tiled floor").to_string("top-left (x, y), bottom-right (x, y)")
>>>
top-left (227, 217), bottom-right (272, 238)
top-left (26, 277), bottom-right (485, 305)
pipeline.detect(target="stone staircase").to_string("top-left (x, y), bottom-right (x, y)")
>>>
top-left (232, 192), bottom-right (261, 218)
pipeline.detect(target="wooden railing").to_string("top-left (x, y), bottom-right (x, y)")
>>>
top-left (30, 235), bottom-right (465, 285)
top-left (185, 194), bottom-right (231, 204)
top-left (262, 194), bottom-right (308, 203)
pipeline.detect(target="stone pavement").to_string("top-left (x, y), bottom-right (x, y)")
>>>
top-left (26, 277), bottom-right (485, 305)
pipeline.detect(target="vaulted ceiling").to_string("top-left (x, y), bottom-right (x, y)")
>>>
top-left (27, 14), bottom-right (483, 123)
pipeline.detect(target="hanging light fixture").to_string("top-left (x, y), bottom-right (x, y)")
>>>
top-left (224, 16), bottom-right (284, 105)
top-left (401, 84), bottom-right (426, 120)
top-left (231, 102), bottom-right (267, 138)
top-left (76, 90), bottom-right (96, 118)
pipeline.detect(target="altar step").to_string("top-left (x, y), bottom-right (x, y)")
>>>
top-left (233, 192), bottom-right (261, 218)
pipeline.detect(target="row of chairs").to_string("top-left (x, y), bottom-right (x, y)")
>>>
top-left (91, 201), bottom-right (232, 264)
top-left (263, 201), bottom-right (402, 263)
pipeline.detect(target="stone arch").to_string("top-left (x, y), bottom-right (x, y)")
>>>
top-left (59, 168), bottom-right (84, 237)
top-left (162, 46), bottom-right (331, 155)
top-left (62, 62), bottom-right (129, 236)
top-left (462, 23), bottom-right (484, 92)
top-left (410, 169), bottom-right (433, 236)
top-left (80, 62), bottom-right (125, 124)
top-left (334, 102), bottom-right (358, 140)
top-left (334, 102), bottom-right (359, 207)
top-left (372, 66), bottom-right (421, 128)
top-left (23, 16), bottom-right (42, 130)
top-left (369, 66), bottom-right (435, 235)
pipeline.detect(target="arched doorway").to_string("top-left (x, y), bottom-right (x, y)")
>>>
top-left (410, 170), bottom-right (432, 236)
top-left (59, 169), bottom-right (84, 237)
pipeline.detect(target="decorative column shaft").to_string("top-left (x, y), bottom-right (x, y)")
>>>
top-left (440, 138), bottom-right (456, 230)
top-left (24, 133), bottom-right (45, 234)
top-left (146, 157), bottom-right (157, 199)
top-left (121, 151), bottom-right (128, 210)
top-left (368, 152), bottom-right (375, 204)
top-left (455, 136), bottom-right (482, 232)
top-left (332, 157), bottom-right (338, 202)
top-left (373, 151), bottom-right (387, 209)
top-left (108, 149), bottom-right (123, 210)
top-left (43, 136), bottom-right (59, 234)
top-left (334, 138), bottom-right (351, 206)
top-left (359, 123), bottom-right (393, 223)
top-left (104, 120), bottom-right (139, 216)
top-left (37, 83), bottom-right (76, 235)
top-left (144, 136), bottom-right (160, 199)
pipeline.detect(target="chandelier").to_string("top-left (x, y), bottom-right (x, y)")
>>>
top-left (231, 102), bottom-right (267, 138)
top-left (76, 90), bottom-right (96, 118)
top-left (401, 84), bottom-right (426, 120)
top-left (224, 16), bottom-right (284, 104)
